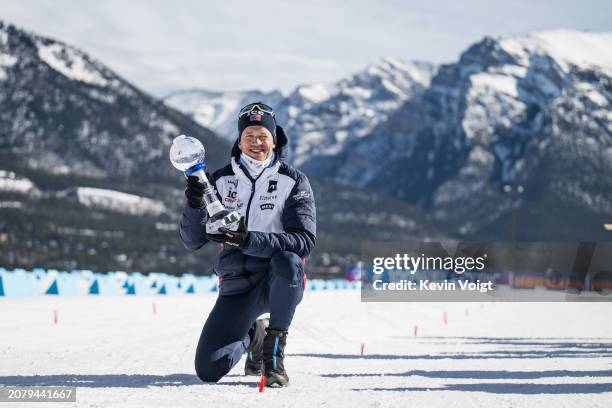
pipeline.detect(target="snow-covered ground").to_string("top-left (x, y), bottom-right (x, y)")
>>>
top-left (1, 291), bottom-right (611, 407)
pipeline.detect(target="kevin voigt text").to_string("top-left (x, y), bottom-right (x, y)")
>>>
top-left (372, 279), bottom-right (495, 293)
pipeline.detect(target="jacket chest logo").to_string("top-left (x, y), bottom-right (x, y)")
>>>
top-left (267, 180), bottom-right (277, 193)
top-left (259, 194), bottom-right (277, 201)
top-left (227, 178), bottom-right (238, 189)
top-left (224, 189), bottom-right (240, 204)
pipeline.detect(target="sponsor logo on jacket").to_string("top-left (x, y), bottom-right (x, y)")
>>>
top-left (224, 190), bottom-right (239, 203)
top-left (292, 190), bottom-right (311, 201)
top-left (267, 180), bottom-right (277, 193)
top-left (260, 203), bottom-right (275, 211)
top-left (259, 195), bottom-right (278, 201)
top-left (223, 190), bottom-right (242, 205)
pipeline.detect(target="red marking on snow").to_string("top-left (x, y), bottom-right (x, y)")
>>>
top-left (258, 376), bottom-right (267, 392)
top-left (442, 311), bottom-right (448, 325)
top-left (53, 310), bottom-right (58, 325)
top-left (360, 342), bottom-right (365, 356)
top-left (152, 302), bottom-right (157, 315)
top-left (413, 325), bottom-right (418, 337)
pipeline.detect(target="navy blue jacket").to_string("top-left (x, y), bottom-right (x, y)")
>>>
top-left (179, 126), bottom-right (317, 295)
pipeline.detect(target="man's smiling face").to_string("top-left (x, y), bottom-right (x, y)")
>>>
top-left (238, 125), bottom-right (276, 161)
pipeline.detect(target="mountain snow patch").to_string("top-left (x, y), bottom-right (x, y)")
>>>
top-left (298, 84), bottom-right (332, 103)
top-left (37, 42), bottom-right (108, 87)
top-left (499, 30), bottom-right (612, 73)
top-left (76, 187), bottom-right (166, 216)
top-left (0, 170), bottom-right (34, 193)
top-left (470, 73), bottom-right (519, 98)
top-left (0, 52), bottom-right (17, 81)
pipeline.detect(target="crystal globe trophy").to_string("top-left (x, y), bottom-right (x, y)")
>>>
top-left (170, 135), bottom-right (240, 233)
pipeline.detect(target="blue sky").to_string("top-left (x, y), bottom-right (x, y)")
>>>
top-left (3, 0), bottom-right (611, 96)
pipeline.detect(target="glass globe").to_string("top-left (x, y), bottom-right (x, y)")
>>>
top-left (169, 135), bottom-right (206, 172)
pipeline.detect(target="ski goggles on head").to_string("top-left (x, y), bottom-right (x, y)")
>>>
top-left (238, 102), bottom-right (275, 118)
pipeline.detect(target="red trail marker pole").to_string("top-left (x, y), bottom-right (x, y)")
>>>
top-left (413, 325), bottom-right (418, 337)
top-left (443, 311), bottom-right (448, 325)
top-left (258, 376), bottom-right (267, 392)
top-left (53, 310), bottom-right (58, 325)
top-left (152, 302), bottom-right (157, 315)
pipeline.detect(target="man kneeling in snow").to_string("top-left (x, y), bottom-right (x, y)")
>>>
top-left (179, 102), bottom-right (316, 387)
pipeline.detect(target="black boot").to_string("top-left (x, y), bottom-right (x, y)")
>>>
top-left (263, 328), bottom-right (289, 387)
top-left (244, 317), bottom-right (269, 376)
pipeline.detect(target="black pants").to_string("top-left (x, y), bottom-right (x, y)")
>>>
top-left (195, 250), bottom-right (305, 382)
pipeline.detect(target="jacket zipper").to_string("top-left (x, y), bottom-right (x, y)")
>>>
top-left (235, 161), bottom-right (274, 277)
top-left (241, 164), bottom-right (266, 228)
top-left (245, 181), bottom-right (256, 228)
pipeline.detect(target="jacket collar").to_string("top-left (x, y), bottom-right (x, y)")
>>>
top-left (231, 156), bottom-right (281, 183)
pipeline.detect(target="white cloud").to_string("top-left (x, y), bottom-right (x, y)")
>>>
top-left (2, 0), bottom-right (611, 95)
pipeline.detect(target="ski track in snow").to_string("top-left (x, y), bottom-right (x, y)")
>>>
top-left (1, 291), bottom-right (611, 407)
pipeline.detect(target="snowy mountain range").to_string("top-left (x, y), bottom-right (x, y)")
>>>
top-left (345, 30), bottom-right (612, 239)
top-left (1, 19), bottom-right (610, 275)
top-left (0, 21), bottom-right (229, 181)
top-left (164, 89), bottom-right (285, 145)
top-left (0, 21), bottom-right (444, 275)
top-left (165, 58), bottom-right (436, 166)
top-left (167, 30), bottom-right (612, 241)
top-left (0, 20), bottom-right (230, 273)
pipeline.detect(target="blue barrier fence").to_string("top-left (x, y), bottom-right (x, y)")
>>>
top-left (0, 267), bottom-right (360, 297)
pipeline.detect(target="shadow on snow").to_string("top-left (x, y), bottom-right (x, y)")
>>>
top-left (351, 383), bottom-right (612, 394)
top-left (0, 373), bottom-right (255, 388)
